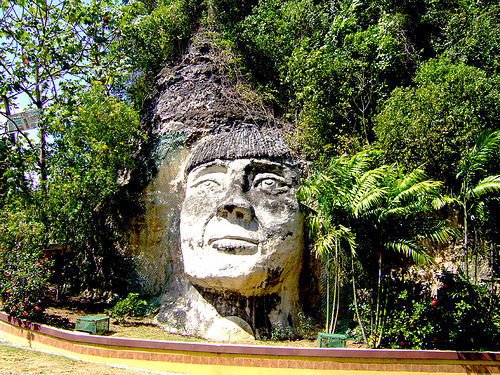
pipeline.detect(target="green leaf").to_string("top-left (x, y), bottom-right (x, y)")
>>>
top-left (469, 175), bottom-right (500, 198)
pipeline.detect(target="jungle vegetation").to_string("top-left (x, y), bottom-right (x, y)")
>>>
top-left (1, 0), bottom-right (500, 349)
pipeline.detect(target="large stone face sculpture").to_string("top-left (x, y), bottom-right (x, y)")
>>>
top-left (181, 158), bottom-right (302, 295)
top-left (153, 125), bottom-right (305, 341)
top-left (181, 127), bottom-right (303, 296)
top-left (130, 33), bottom-right (314, 341)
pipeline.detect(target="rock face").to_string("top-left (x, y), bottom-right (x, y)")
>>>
top-left (129, 31), bottom-right (309, 341)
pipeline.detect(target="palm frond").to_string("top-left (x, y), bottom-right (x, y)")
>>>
top-left (458, 130), bottom-right (500, 178)
top-left (393, 180), bottom-right (442, 204)
top-left (471, 130), bottom-right (500, 169)
top-left (424, 224), bottom-right (458, 244)
top-left (314, 231), bottom-right (338, 258)
top-left (306, 214), bottom-right (323, 235)
top-left (314, 224), bottom-right (357, 259)
top-left (379, 205), bottom-right (415, 220)
top-left (353, 188), bottom-right (387, 218)
top-left (431, 195), bottom-right (457, 210)
top-left (384, 240), bottom-right (432, 266)
top-left (469, 175), bottom-right (500, 198)
top-left (351, 167), bottom-right (388, 217)
top-left (396, 167), bottom-right (427, 192)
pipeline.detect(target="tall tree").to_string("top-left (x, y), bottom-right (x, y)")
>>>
top-left (0, 0), bottom-right (119, 189)
top-left (43, 84), bottom-right (142, 294)
top-left (374, 57), bottom-right (500, 187)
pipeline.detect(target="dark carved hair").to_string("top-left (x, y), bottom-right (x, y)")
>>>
top-left (185, 123), bottom-right (296, 175)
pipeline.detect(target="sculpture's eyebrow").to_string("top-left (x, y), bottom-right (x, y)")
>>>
top-left (245, 160), bottom-right (298, 184)
top-left (187, 161), bottom-right (228, 183)
top-left (245, 160), bottom-right (288, 174)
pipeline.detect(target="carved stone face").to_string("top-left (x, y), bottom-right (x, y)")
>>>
top-left (180, 158), bottom-right (303, 296)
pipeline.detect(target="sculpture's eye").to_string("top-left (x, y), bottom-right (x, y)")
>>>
top-left (260, 178), bottom-right (280, 190)
top-left (253, 174), bottom-right (289, 194)
top-left (195, 179), bottom-right (220, 190)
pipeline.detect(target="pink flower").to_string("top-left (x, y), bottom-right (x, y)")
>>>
top-left (431, 299), bottom-right (437, 306)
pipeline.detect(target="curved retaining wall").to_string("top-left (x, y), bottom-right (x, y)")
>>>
top-left (0, 312), bottom-right (499, 374)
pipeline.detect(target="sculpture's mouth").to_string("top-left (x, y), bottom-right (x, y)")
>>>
top-left (208, 236), bottom-right (258, 254)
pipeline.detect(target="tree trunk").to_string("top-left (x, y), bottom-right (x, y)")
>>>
top-left (351, 256), bottom-right (367, 345)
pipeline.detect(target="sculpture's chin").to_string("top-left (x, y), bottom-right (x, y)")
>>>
top-left (182, 232), bottom-right (304, 296)
top-left (185, 261), bottom-right (302, 297)
top-left (186, 270), bottom-right (273, 296)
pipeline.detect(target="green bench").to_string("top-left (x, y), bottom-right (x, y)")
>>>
top-left (317, 332), bottom-right (348, 348)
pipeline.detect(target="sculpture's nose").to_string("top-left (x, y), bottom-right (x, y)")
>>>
top-left (217, 195), bottom-right (255, 222)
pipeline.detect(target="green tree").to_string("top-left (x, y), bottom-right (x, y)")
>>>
top-left (115, 0), bottom-right (201, 108)
top-left (233, 0), bottom-right (427, 160)
top-left (235, 0), bottom-right (328, 91)
top-left (290, 9), bottom-right (420, 156)
top-left (298, 150), bottom-right (453, 347)
top-left (438, 0), bottom-right (500, 74)
top-left (0, 85), bottom-right (143, 313)
top-left (42, 84), bottom-right (143, 294)
top-left (0, 0), bottom-right (120, 188)
top-left (374, 57), bottom-right (500, 186)
top-left (457, 130), bottom-right (500, 281)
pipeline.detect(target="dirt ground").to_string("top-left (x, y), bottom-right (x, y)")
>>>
top-left (38, 298), bottom-right (321, 347)
top-left (0, 342), bottom-right (177, 375)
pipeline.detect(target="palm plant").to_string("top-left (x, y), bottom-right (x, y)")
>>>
top-left (457, 130), bottom-right (500, 281)
top-left (298, 151), bottom-right (378, 342)
top-left (298, 150), bottom-right (453, 348)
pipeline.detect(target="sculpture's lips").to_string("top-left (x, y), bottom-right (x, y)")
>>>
top-left (208, 236), bottom-right (258, 253)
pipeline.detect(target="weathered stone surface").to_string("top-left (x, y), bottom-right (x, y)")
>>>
top-left (139, 32), bottom-right (271, 144)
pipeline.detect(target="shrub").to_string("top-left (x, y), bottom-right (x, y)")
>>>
top-left (0, 211), bottom-right (52, 320)
top-left (297, 312), bottom-right (315, 339)
top-left (382, 272), bottom-right (500, 351)
top-left (269, 321), bottom-right (293, 341)
top-left (108, 293), bottom-right (148, 322)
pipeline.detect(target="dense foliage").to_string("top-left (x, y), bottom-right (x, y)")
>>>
top-left (374, 58), bottom-right (500, 186)
top-left (0, 84), bottom-right (143, 317)
top-left (228, 0), bottom-right (500, 181)
top-left (0, 210), bottom-right (52, 319)
top-left (382, 272), bottom-right (500, 351)
top-left (1, 0), bottom-right (500, 349)
top-left (43, 85), bottom-right (143, 295)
